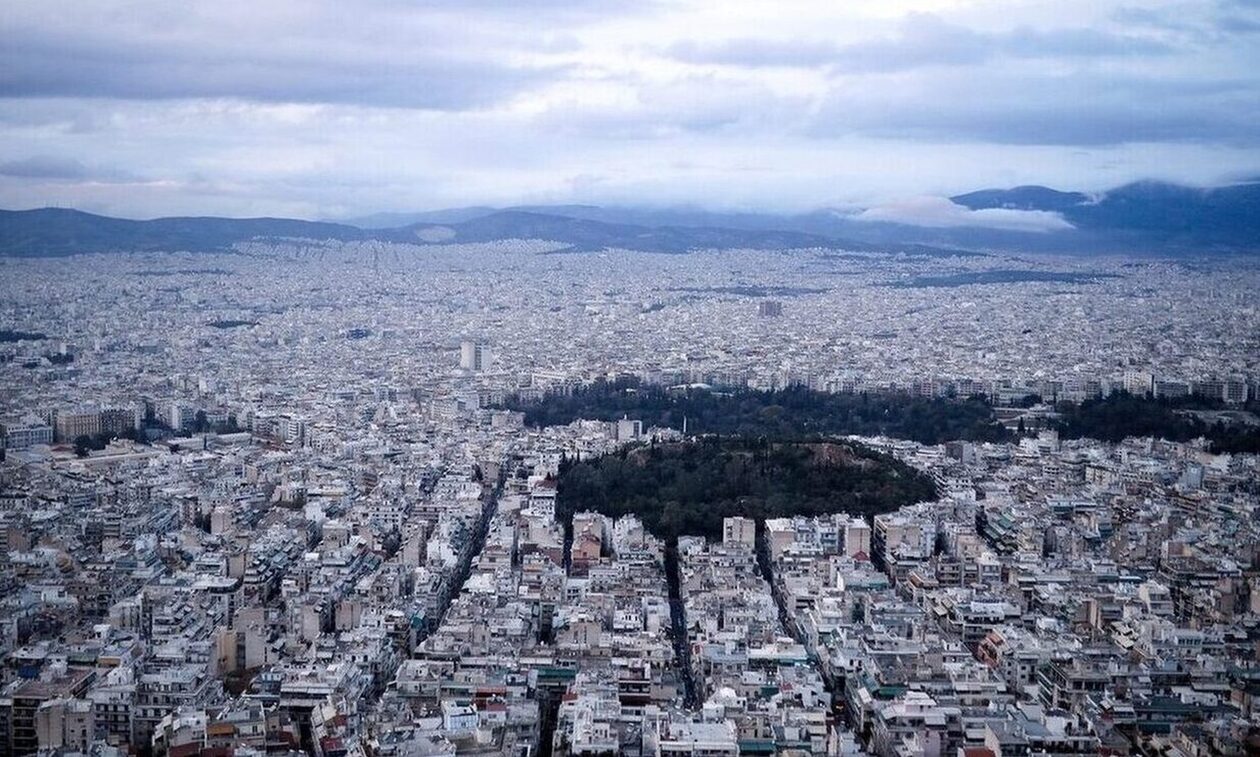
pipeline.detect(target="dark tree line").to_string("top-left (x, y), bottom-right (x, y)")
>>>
top-left (0, 329), bottom-right (47, 343)
top-left (1053, 392), bottom-right (1260, 454)
top-left (504, 380), bottom-right (1260, 453)
top-left (555, 438), bottom-right (937, 541)
top-left (500, 379), bottom-right (1010, 445)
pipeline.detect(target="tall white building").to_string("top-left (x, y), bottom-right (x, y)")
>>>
top-left (843, 517), bottom-right (871, 558)
top-left (459, 340), bottom-right (493, 372)
top-left (1121, 370), bottom-right (1154, 396)
top-left (722, 516), bottom-right (756, 548)
top-left (616, 417), bottom-right (643, 442)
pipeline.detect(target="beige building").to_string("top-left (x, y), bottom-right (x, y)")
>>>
top-left (36, 698), bottom-right (95, 752)
top-left (54, 410), bottom-right (101, 442)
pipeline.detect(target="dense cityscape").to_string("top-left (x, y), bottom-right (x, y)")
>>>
top-left (7, 0), bottom-right (1260, 751)
top-left (0, 240), bottom-right (1258, 756)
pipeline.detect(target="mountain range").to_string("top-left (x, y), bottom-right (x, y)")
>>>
top-left (1, 180), bottom-right (1257, 257)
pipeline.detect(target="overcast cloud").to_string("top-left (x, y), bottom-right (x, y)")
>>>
top-left (856, 197), bottom-right (1076, 232)
top-left (0, 0), bottom-right (1257, 220)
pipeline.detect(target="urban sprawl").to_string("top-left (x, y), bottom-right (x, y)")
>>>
top-left (1, 241), bottom-right (1259, 756)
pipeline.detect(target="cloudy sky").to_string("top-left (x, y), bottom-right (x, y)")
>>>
top-left (1, 0), bottom-right (1258, 220)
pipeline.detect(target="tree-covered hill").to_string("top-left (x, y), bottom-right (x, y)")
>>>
top-left (555, 438), bottom-right (936, 541)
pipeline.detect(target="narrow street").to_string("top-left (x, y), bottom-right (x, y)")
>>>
top-left (664, 537), bottom-right (699, 709)
top-left (756, 519), bottom-right (851, 730)
top-left (416, 474), bottom-right (502, 642)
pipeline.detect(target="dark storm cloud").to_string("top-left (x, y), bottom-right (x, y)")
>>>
top-left (1216, 15), bottom-right (1260, 33)
top-left (813, 72), bottom-right (1260, 147)
top-left (0, 2), bottom-right (588, 109)
top-left (0, 156), bottom-right (89, 179)
top-left (0, 154), bottom-right (139, 182)
top-left (1114, 0), bottom-right (1260, 38)
top-left (1001, 26), bottom-right (1175, 58)
top-left (0, 31), bottom-right (560, 110)
top-left (667, 14), bottom-right (1175, 71)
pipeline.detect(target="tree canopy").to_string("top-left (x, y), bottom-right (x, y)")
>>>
top-left (502, 380), bottom-right (1260, 453)
top-left (1053, 392), bottom-right (1260, 454)
top-left (555, 438), bottom-right (936, 541)
top-left (501, 379), bottom-right (1009, 445)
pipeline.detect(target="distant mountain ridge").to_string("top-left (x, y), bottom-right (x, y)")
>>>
top-left (0, 207), bottom-right (865, 257)
top-left (950, 185), bottom-right (1092, 213)
top-left (2, 179), bottom-right (1258, 257)
top-left (347, 179), bottom-right (1260, 255)
top-left (410, 209), bottom-right (861, 253)
top-left (950, 180), bottom-right (1260, 251)
top-left (0, 207), bottom-right (378, 256)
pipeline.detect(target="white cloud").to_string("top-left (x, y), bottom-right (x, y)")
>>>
top-left (856, 196), bottom-right (1075, 232)
top-left (0, 0), bottom-right (1258, 215)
